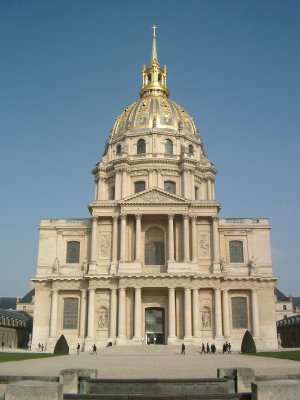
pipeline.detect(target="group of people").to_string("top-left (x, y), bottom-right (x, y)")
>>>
top-left (37, 343), bottom-right (45, 351)
top-left (222, 342), bottom-right (231, 354)
top-left (200, 342), bottom-right (216, 354)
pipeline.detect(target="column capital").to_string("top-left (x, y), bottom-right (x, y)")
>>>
top-left (91, 216), bottom-right (98, 223)
top-left (80, 288), bottom-right (87, 293)
top-left (120, 214), bottom-right (127, 220)
top-left (168, 214), bottom-right (174, 220)
top-left (191, 215), bottom-right (197, 222)
top-left (88, 288), bottom-right (95, 293)
top-left (112, 216), bottom-right (119, 222)
top-left (212, 215), bottom-right (219, 222)
top-left (135, 214), bottom-right (142, 220)
top-left (51, 288), bottom-right (58, 294)
top-left (183, 214), bottom-right (190, 220)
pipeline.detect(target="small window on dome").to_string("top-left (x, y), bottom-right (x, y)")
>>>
top-left (164, 139), bottom-right (173, 155)
top-left (188, 145), bottom-right (194, 155)
top-left (135, 181), bottom-right (146, 193)
top-left (116, 144), bottom-right (122, 155)
top-left (137, 139), bottom-right (146, 154)
top-left (164, 181), bottom-right (176, 194)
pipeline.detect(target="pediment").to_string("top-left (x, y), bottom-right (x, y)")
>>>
top-left (120, 188), bottom-right (188, 205)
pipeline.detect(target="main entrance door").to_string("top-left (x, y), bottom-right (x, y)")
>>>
top-left (145, 307), bottom-right (165, 344)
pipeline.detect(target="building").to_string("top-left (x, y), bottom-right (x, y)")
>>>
top-left (31, 28), bottom-right (278, 352)
top-left (16, 289), bottom-right (35, 318)
top-left (0, 309), bottom-right (32, 349)
top-left (274, 288), bottom-right (294, 321)
top-left (277, 316), bottom-right (300, 348)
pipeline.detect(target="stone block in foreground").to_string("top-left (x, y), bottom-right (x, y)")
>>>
top-left (252, 379), bottom-right (300, 400)
top-left (5, 380), bottom-right (63, 400)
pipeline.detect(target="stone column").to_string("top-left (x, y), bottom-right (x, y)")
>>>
top-left (115, 170), bottom-right (122, 200)
top-left (168, 214), bottom-right (175, 261)
top-left (112, 216), bottom-right (118, 263)
top-left (117, 288), bottom-right (126, 340)
top-left (157, 168), bottom-right (162, 189)
top-left (212, 180), bottom-right (215, 200)
top-left (201, 180), bottom-right (206, 200)
top-left (94, 179), bottom-right (98, 201)
top-left (133, 288), bottom-right (142, 340)
top-left (121, 168), bottom-right (127, 199)
top-left (168, 287), bottom-right (176, 340)
top-left (183, 214), bottom-right (190, 262)
top-left (109, 289), bottom-right (117, 339)
top-left (212, 217), bottom-right (220, 272)
top-left (87, 289), bottom-right (95, 337)
top-left (183, 169), bottom-right (188, 198)
top-left (222, 290), bottom-right (230, 338)
top-left (97, 177), bottom-right (104, 200)
top-left (251, 289), bottom-right (260, 337)
top-left (49, 289), bottom-right (58, 337)
top-left (191, 172), bottom-right (195, 200)
top-left (90, 217), bottom-right (98, 266)
top-left (184, 288), bottom-right (192, 339)
top-left (207, 179), bottom-right (212, 200)
top-left (135, 214), bottom-right (142, 262)
top-left (120, 215), bottom-right (127, 261)
top-left (191, 216), bottom-right (197, 262)
top-left (79, 289), bottom-right (87, 338)
top-left (214, 288), bottom-right (222, 338)
top-left (192, 289), bottom-right (200, 337)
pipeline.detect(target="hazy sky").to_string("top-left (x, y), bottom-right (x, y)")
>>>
top-left (1, 0), bottom-right (299, 297)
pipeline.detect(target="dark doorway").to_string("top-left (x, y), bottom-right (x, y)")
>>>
top-left (145, 307), bottom-right (165, 344)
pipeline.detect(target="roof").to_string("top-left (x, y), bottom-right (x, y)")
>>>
top-left (18, 289), bottom-right (35, 304)
top-left (293, 297), bottom-right (300, 309)
top-left (0, 297), bottom-right (17, 310)
top-left (0, 308), bottom-right (32, 321)
top-left (275, 288), bottom-right (291, 302)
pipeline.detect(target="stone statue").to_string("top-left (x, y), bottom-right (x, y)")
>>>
top-left (52, 257), bottom-right (60, 273)
top-left (220, 258), bottom-right (226, 273)
top-left (202, 310), bottom-right (211, 328)
top-left (248, 256), bottom-right (257, 275)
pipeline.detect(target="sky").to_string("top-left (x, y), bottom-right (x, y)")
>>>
top-left (1, 0), bottom-right (299, 298)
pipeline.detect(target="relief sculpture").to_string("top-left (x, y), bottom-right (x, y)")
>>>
top-left (98, 307), bottom-right (109, 328)
top-left (199, 235), bottom-right (210, 258)
top-left (100, 234), bottom-right (111, 259)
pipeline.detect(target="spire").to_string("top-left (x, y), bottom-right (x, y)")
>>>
top-left (139, 26), bottom-right (169, 98)
top-left (151, 25), bottom-right (158, 62)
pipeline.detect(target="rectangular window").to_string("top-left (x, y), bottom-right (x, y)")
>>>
top-left (134, 181), bottom-right (146, 193)
top-left (63, 298), bottom-right (78, 329)
top-left (231, 297), bottom-right (248, 329)
top-left (229, 241), bottom-right (244, 263)
top-left (66, 241), bottom-right (80, 263)
top-left (283, 305), bottom-right (287, 310)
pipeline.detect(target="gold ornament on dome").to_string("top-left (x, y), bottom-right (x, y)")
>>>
top-left (160, 99), bottom-right (171, 122)
top-left (137, 100), bottom-right (149, 122)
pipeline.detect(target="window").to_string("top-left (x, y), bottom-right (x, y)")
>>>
top-left (109, 186), bottom-right (115, 200)
top-left (283, 305), bottom-right (287, 310)
top-left (232, 297), bottom-right (248, 329)
top-left (134, 181), bottom-right (146, 193)
top-left (188, 144), bottom-right (194, 155)
top-left (63, 298), bottom-right (78, 329)
top-left (145, 227), bottom-right (165, 265)
top-left (164, 139), bottom-right (173, 155)
top-left (229, 241), bottom-right (244, 263)
top-left (137, 139), bottom-right (146, 154)
top-left (164, 181), bottom-right (176, 194)
top-left (116, 144), bottom-right (122, 155)
top-left (66, 241), bottom-right (80, 263)
top-left (195, 186), bottom-right (200, 200)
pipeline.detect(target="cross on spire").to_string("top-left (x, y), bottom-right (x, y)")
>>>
top-left (152, 25), bottom-right (157, 38)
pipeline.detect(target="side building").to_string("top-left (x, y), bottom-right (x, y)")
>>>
top-left (31, 29), bottom-right (277, 352)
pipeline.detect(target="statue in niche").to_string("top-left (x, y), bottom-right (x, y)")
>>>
top-left (101, 235), bottom-right (111, 257)
top-left (98, 307), bottom-right (109, 328)
top-left (52, 257), bottom-right (60, 273)
top-left (202, 309), bottom-right (211, 328)
top-left (248, 256), bottom-right (257, 275)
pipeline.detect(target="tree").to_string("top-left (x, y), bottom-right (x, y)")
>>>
top-left (241, 330), bottom-right (256, 353)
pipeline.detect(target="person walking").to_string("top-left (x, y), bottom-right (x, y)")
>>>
top-left (201, 343), bottom-right (205, 353)
top-left (181, 343), bottom-right (185, 355)
top-left (92, 344), bottom-right (97, 354)
top-left (77, 343), bottom-right (80, 355)
top-left (1, 341), bottom-right (4, 350)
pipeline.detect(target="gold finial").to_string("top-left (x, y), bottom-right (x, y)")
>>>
top-left (151, 25), bottom-right (158, 62)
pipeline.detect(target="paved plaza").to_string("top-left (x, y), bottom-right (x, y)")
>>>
top-left (1, 346), bottom-right (300, 379)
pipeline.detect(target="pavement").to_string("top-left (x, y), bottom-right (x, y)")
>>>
top-left (1, 345), bottom-right (300, 379)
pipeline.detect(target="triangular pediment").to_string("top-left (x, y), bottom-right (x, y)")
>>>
top-left (120, 188), bottom-right (188, 205)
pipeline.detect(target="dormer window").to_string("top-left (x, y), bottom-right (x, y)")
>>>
top-left (116, 144), bottom-right (122, 155)
top-left (188, 144), bottom-right (194, 155)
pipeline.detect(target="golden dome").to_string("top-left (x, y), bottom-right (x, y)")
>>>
top-left (111, 97), bottom-right (198, 137)
top-left (111, 26), bottom-right (200, 139)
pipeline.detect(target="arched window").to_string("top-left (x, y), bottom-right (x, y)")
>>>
top-left (116, 144), bottom-right (122, 155)
top-left (145, 227), bottom-right (165, 265)
top-left (231, 297), bottom-right (248, 329)
top-left (137, 139), bottom-right (146, 154)
top-left (66, 241), bottom-right (80, 263)
top-left (134, 181), bottom-right (146, 193)
top-left (164, 139), bottom-right (173, 155)
top-left (229, 241), bottom-right (244, 263)
top-left (164, 181), bottom-right (176, 194)
top-left (188, 144), bottom-right (194, 155)
top-left (63, 298), bottom-right (79, 329)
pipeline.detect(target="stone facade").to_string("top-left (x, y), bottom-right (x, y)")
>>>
top-left (31, 29), bottom-right (278, 352)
